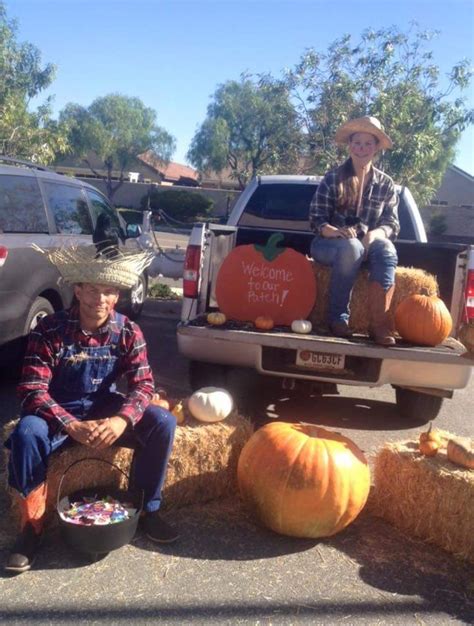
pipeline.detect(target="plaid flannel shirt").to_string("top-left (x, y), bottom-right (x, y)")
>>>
top-left (17, 306), bottom-right (155, 428)
top-left (309, 165), bottom-right (400, 240)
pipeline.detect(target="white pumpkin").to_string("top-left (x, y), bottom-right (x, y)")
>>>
top-left (188, 387), bottom-right (234, 423)
top-left (291, 319), bottom-right (312, 334)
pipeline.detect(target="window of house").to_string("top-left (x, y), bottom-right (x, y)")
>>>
top-left (0, 175), bottom-right (48, 233)
top-left (43, 182), bottom-right (92, 234)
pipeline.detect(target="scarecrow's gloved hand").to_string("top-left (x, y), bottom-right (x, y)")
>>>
top-left (87, 416), bottom-right (128, 450)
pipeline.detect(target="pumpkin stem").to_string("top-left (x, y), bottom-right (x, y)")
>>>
top-left (255, 233), bottom-right (286, 262)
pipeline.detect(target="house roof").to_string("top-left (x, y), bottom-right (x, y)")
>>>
top-left (137, 151), bottom-right (199, 184)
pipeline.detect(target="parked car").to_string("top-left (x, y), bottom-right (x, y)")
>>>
top-left (177, 175), bottom-right (474, 422)
top-left (0, 156), bottom-right (146, 368)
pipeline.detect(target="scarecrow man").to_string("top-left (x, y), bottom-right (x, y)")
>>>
top-left (4, 245), bottom-right (178, 574)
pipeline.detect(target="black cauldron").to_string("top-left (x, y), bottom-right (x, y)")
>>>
top-left (57, 458), bottom-right (143, 562)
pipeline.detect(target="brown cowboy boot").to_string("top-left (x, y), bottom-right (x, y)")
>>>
top-left (368, 282), bottom-right (396, 346)
top-left (5, 483), bottom-right (47, 574)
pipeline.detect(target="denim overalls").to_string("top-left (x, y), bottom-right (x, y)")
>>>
top-left (6, 312), bottom-right (176, 513)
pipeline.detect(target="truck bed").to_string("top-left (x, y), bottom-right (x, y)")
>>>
top-left (178, 317), bottom-right (471, 390)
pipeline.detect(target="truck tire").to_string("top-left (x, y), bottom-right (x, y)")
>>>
top-left (24, 297), bottom-right (55, 334)
top-left (189, 360), bottom-right (229, 391)
top-left (395, 387), bottom-right (444, 423)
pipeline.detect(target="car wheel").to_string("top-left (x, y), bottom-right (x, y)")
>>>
top-left (395, 387), bottom-right (444, 423)
top-left (24, 297), bottom-right (55, 334)
top-left (124, 273), bottom-right (148, 320)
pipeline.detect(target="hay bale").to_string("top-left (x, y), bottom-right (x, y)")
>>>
top-left (368, 431), bottom-right (474, 563)
top-left (3, 412), bottom-right (253, 525)
top-left (309, 263), bottom-right (438, 332)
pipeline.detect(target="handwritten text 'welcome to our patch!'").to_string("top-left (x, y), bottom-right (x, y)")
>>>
top-left (242, 260), bottom-right (293, 307)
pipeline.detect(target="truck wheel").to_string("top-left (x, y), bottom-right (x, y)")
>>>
top-left (24, 297), bottom-right (54, 334)
top-left (189, 360), bottom-right (229, 391)
top-left (395, 388), bottom-right (443, 423)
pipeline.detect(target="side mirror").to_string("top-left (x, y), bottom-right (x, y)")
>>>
top-left (126, 224), bottom-right (142, 238)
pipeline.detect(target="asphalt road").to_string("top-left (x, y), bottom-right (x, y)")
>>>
top-left (0, 299), bottom-right (473, 624)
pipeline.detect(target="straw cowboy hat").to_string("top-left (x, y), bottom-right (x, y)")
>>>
top-left (335, 116), bottom-right (393, 150)
top-left (32, 244), bottom-right (155, 290)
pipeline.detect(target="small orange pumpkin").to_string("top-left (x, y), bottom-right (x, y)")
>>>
top-left (418, 423), bottom-right (442, 457)
top-left (151, 393), bottom-right (170, 411)
top-left (255, 315), bottom-right (274, 331)
top-left (238, 422), bottom-right (370, 538)
top-left (395, 291), bottom-right (452, 346)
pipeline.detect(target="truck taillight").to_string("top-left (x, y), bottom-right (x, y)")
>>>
top-left (0, 246), bottom-right (8, 268)
top-left (465, 268), bottom-right (474, 321)
top-left (183, 245), bottom-right (201, 298)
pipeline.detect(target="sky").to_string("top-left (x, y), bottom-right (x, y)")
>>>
top-left (5, 0), bottom-right (474, 175)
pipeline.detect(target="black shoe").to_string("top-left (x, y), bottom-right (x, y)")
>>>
top-left (329, 321), bottom-right (353, 338)
top-left (141, 512), bottom-right (179, 543)
top-left (5, 523), bottom-right (43, 574)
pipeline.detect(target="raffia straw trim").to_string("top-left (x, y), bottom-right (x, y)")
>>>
top-left (32, 244), bottom-right (155, 289)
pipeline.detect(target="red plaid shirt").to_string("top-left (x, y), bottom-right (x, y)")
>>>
top-left (17, 306), bottom-right (155, 428)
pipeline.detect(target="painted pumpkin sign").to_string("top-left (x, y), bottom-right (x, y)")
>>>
top-left (215, 233), bottom-right (316, 325)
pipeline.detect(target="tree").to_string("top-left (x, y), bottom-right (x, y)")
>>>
top-left (0, 2), bottom-right (68, 162)
top-left (284, 26), bottom-right (473, 206)
top-left (187, 74), bottom-right (302, 189)
top-left (60, 94), bottom-right (176, 201)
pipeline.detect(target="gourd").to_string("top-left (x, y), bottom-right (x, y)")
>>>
top-left (447, 437), bottom-right (474, 469)
top-left (237, 422), bottom-right (370, 538)
top-left (171, 400), bottom-right (185, 425)
top-left (291, 319), bottom-right (312, 334)
top-left (188, 387), bottom-right (233, 423)
top-left (395, 291), bottom-right (452, 346)
top-left (207, 311), bottom-right (227, 326)
top-left (418, 423), bottom-right (442, 457)
top-left (255, 316), bottom-right (274, 331)
top-left (215, 233), bottom-right (317, 325)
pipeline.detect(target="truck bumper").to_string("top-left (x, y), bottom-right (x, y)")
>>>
top-left (177, 323), bottom-right (473, 391)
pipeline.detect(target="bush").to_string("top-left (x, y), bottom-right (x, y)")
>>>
top-left (148, 282), bottom-right (181, 299)
top-left (140, 188), bottom-right (214, 223)
top-left (429, 212), bottom-right (448, 236)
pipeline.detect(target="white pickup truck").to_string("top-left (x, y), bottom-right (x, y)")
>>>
top-left (177, 175), bottom-right (474, 421)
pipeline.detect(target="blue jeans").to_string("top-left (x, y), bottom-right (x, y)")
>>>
top-left (6, 393), bottom-right (176, 514)
top-left (310, 236), bottom-right (398, 324)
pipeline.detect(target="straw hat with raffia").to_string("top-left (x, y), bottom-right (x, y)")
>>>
top-left (335, 116), bottom-right (393, 151)
top-left (32, 244), bottom-right (155, 290)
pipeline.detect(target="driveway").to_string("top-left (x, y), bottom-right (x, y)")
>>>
top-left (0, 299), bottom-right (472, 624)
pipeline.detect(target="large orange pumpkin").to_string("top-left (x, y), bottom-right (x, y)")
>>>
top-left (237, 422), bottom-right (370, 538)
top-left (395, 292), bottom-right (452, 346)
top-left (215, 233), bottom-right (317, 326)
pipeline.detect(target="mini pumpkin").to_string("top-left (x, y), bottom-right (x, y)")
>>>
top-left (255, 316), bottom-right (274, 331)
top-left (291, 319), bottom-right (312, 334)
top-left (419, 423), bottom-right (442, 457)
top-left (395, 291), bottom-right (452, 346)
top-left (207, 311), bottom-right (227, 326)
top-left (151, 393), bottom-right (170, 411)
top-left (188, 387), bottom-right (233, 423)
top-left (447, 437), bottom-right (474, 469)
top-left (238, 422), bottom-right (370, 538)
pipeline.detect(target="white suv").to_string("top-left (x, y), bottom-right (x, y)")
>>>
top-left (0, 157), bottom-right (146, 367)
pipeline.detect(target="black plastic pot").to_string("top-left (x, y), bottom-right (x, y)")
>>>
top-left (56, 458), bottom-right (143, 561)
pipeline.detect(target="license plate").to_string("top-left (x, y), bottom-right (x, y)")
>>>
top-left (296, 350), bottom-right (345, 371)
